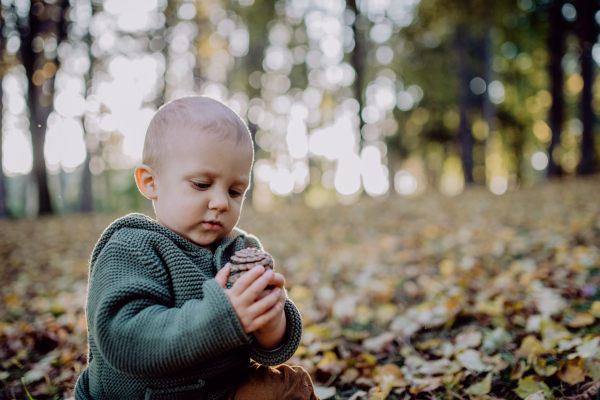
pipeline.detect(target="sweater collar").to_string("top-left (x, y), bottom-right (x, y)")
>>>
top-left (91, 213), bottom-right (243, 266)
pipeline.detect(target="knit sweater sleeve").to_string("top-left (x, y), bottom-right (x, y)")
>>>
top-left (87, 237), bottom-right (250, 378)
top-left (241, 235), bottom-right (303, 366)
top-left (248, 298), bottom-right (303, 366)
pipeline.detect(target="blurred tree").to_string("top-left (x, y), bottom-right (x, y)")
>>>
top-left (455, 24), bottom-right (474, 184)
top-left (576, 0), bottom-right (599, 175)
top-left (79, 3), bottom-right (102, 213)
top-left (17, 0), bottom-right (69, 215)
top-left (547, 0), bottom-right (566, 177)
top-left (346, 0), bottom-right (365, 132)
top-left (0, 14), bottom-right (7, 218)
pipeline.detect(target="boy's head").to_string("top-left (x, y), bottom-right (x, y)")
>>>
top-left (135, 96), bottom-right (254, 251)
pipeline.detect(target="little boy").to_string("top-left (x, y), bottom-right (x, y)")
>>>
top-left (75, 97), bottom-right (319, 400)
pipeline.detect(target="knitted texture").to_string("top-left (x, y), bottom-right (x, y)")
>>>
top-left (74, 213), bottom-right (303, 400)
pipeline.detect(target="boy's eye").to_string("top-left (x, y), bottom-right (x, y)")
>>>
top-left (193, 182), bottom-right (210, 189)
top-left (229, 190), bottom-right (242, 197)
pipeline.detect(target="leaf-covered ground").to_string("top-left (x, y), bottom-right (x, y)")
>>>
top-left (1, 177), bottom-right (600, 400)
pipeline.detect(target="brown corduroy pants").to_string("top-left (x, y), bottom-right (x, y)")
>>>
top-left (227, 361), bottom-right (320, 400)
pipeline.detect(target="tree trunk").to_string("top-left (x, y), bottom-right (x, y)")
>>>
top-left (346, 0), bottom-right (365, 134)
top-left (456, 26), bottom-right (474, 184)
top-left (576, 0), bottom-right (598, 175)
top-left (481, 27), bottom-right (494, 127)
top-left (18, 0), bottom-right (69, 215)
top-left (547, 0), bottom-right (566, 177)
top-left (80, 153), bottom-right (93, 212)
top-left (0, 70), bottom-right (7, 218)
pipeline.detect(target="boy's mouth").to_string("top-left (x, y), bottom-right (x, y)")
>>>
top-left (203, 221), bottom-right (222, 231)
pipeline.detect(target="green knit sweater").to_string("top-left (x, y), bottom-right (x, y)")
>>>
top-left (74, 213), bottom-right (303, 400)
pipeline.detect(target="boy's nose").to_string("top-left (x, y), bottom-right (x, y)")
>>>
top-left (208, 192), bottom-right (229, 212)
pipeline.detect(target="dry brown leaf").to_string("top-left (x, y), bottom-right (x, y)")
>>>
top-left (510, 361), bottom-right (529, 380)
top-left (557, 358), bottom-right (586, 385)
top-left (517, 336), bottom-right (550, 359)
top-left (565, 313), bottom-right (595, 328)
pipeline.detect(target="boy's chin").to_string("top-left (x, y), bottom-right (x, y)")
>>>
top-left (192, 233), bottom-right (225, 250)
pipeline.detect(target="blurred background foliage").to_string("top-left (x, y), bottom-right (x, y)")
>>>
top-left (0, 0), bottom-right (599, 217)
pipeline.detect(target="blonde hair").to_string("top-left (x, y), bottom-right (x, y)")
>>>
top-left (142, 96), bottom-right (253, 172)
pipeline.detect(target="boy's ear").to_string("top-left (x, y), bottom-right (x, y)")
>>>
top-left (135, 165), bottom-right (158, 200)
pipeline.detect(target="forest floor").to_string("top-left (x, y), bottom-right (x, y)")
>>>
top-left (1, 176), bottom-right (600, 400)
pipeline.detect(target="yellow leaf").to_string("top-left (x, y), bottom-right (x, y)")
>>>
top-left (482, 353), bottom-right (510, 373)
top-left (373, 364), bottom-right (406, 387)
top-left (355, 304), bottom-right (373, 325)
top-left (557, 359), bottom-right (586, 385)
top-left (340, 368), bottom-right (359, 383)
top-left (514, 376), bottom-right (554, 400)
top-left (540, 321), bottom-right (571, 348)
top-left (510, 361), bottom-right (529, 380)
top-left (439, 259), bottom-right (455, 279)
top-left (373, 363), bottom-right (407, 398)
top-left (590, 301), bottom-right (600, 318)
top-left (408, 377), bottom-right (442, 394)
top-left (357, 352), bottom-right (378, 367)
top-left (465, 372), bottom-right (492, 395)
top-left (316, 351), bottom-right (337, 369)
top-left (294, 346), bottom-right (307, 357)
top-left (517, 336), bottom-right (550, 359)
top-left (583, 355), bottom-right (600, 381)
top-left (532, 357), bottom-right (558, 377)
top-left (565, 313), bottom-right (595, 328)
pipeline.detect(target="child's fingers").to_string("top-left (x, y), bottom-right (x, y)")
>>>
top-left (248, 287), bottom-right (281, 318)
top-left (270, 273), bottom-right (285, 289)
top-left (215, 263), bottom-right (231, 289)
top-left (242, 269), bottom-right (275, 302)
top-left (230, 265), bottom-right (266, 295)
top-left (255, 288), bottom-right (272, 301)
top-left (248, 300), bottom-right (283, 332)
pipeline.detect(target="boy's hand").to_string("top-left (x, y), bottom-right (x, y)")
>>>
top-left (215, 263), bottom-right (286, 336)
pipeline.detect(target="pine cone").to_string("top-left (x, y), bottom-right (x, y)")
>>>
top-left (227, 248), bottom-right (274, 285)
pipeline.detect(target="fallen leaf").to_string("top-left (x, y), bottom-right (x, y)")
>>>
top-left (557, 337), bottom-right (583, 352)
top-left (565, 313), bottom-right (595, 328)
top-left (482, 353), bottom-right (510, 373)
top-left (389, 316), bottom-right (420, 337)
top-left (340, 368), bottom-right (360, 383)
top-left (362, 332), bottom-right (396, 352)
top-left (454, 330), bottom-right (483, 353)
top-left (456, 349), bottom-right (492, 373)
top-left (316, 351), bottom-right (338, 369)
top-left (313, 385), bottom-right (336, 399)
top-left (532, 357), bottom-right (558, 377)
top-left (347, 391), bottom-right (367, 400)
top-left (568, 337), bottom-right (600, 359)
top-left (408, 377), bottom-right (441, 394)
top-left (418, 359), bottom-right (462, 376)
top-left (465, 372), bottom-right (492, 395)
top-left (483, 327), bottom-right (511, 355)
top-left (22, 369), bottom-right (45, 384)
top-left (557, 358), bottom-right (586, 385)
top-left (373, 364), bottom-right (407, 397)
top-left (517, 336), bottom-right (550, 359)
top-left (510, 361), bottom-right (529, 380)
top-left (531, 289), bottom-right (566, 318)
top-left (590, 301), bottom-right (600, 318)
top-left (524, 390), bottom-right (547, 400)
top-left (355, 377), bottom-right (375, 389)
top-left (583, 355), bottom-right (600, 381)
top-left (514, 376), bottom-right (554, 400)
top-left (540, 321), bottom-right (571, 348)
